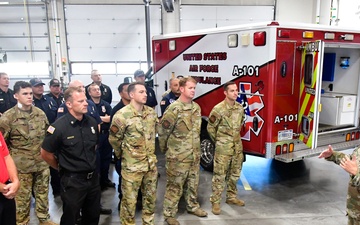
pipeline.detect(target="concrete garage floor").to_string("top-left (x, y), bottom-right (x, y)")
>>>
top-left (29, 148), bottom-right (351, 225)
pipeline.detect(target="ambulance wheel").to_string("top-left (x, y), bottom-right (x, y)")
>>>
top-left (200, 120), bottom-right (215, 172)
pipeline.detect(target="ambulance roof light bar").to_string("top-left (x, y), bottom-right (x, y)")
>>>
top-left (278, 30), bottom-right (290, 38)
top-left (324, 33), bottom-right (335, 40)
top-left (154, 42), bottom-right (161, 53)
top-left (340, 34), bottom-right (354, 41)
top-left (303, 31), bottom-right (314, 39)
top-left (169, 40), bottom-right (176, 51)
top-left (228, 34), bottom-right (238, 48)
top-left (254, 31), bottom-right (266, 46)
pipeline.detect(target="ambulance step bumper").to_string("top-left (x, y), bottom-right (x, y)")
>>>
top-left (274, 140), bottom-right (360, 163)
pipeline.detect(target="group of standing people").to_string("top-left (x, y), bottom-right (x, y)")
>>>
top-left (109, 76), bottom-right (247, 225)
top-left (0, 70), bottom-right (117, 225)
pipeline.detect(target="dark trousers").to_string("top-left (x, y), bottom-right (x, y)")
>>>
top-left (0, 193), bottom-right (16, 225)
top-left (97, 132), bottom-right (113, 184)
top-left (115, 157), bottom-right (122, 199)
top-left (60, 172), bottom-right (101, 225)
top-left (50, 167), bottom-right (61, 195)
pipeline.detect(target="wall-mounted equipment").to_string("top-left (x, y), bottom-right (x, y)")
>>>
top-left (340, 57), bottom-right (350, 69)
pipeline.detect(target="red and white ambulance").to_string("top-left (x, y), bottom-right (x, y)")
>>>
top-left (152, 21), bottom-right (360, 171)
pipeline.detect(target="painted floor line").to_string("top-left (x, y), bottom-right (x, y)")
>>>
top-left (240, 172), bottom-right (252, 191)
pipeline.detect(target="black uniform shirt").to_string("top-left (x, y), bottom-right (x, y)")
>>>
top-left (42, 113), bottom-right (99, 173)
top-left (160, 91), bottom-right (179, 116)
top-left (0, 88), bottom-right (16, 114)
top-left (33, 95), bottom-right (58, 123)
top-left (145, 86), bottom-right (158, 108)
top-left (110, 99), bottom-right (126, 123)
top-left (86, 83), bottom-right (112, 105)
top-left (46, 92), bottom-right (65, 107)
top-left (90, 99), bottom-right (111, 132)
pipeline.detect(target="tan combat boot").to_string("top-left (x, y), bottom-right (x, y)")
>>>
top-left (212, 203), bottom-right (221, 215)
top-left (226, 198), bottom-right (245, 206)
top-left (188, 208), bottom-right (208, 217)
top-left (165, 217), bottom-right (180, 225)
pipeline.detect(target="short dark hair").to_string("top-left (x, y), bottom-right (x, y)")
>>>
top-left (223, 81), bottom-right (236, 91)
top-left (118, 82), bottom-right (130, 93)
top-left (127, 82), bottom-right (145, 95)
top-left (64, 87), bottom-right (83, 102)
top-left (87, 83), bottom-right (99, 93)
top-left (13, 81), bottom-right (32, 94)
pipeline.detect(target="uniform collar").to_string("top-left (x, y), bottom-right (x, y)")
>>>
top-left (223, 99), bottom-right (239, 110)
top-left (128, 102), bottom-right (150, 117)
top-left (66, 112), bottom-right (88, 126)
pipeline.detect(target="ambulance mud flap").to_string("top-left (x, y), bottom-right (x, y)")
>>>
top-left (200, 119), bottom-right (214, 172)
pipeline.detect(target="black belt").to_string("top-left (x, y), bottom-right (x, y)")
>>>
top-left (100, 130), bottom-right (109, 134)
top-left (61, 171), bottom-right (95, 180)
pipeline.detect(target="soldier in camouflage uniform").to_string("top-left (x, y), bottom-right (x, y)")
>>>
top-left (158, 76), bottom-right (208, 225)
top-left (319, 145), bottom-right (360, 225)
top-left (207, 81), bottom-right (245, 215)
top-left (109, 82), bottom-right (158, 225)
top-left (0, 81), bottom-right (57, 225)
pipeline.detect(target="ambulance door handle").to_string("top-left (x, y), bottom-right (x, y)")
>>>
top-left (281, 61), bottom-right (287, 77)
top-left (164, 80), bottom-right (168, 91)
top-left (253, 117), bottom-right (258, 132)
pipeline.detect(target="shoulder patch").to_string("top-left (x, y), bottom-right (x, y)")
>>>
top-left (160, 100), bottom-right (166, 105)
top-left (209, 115), bottom-right (216, 123)
top-left (162, 120), bottom-right (171, 129)
top-left (47, 125), bottom-right (55, 134)
top-left (110, 125), bottom-right (119, 133)
top-left (58, 107), bottom-right (64, 113)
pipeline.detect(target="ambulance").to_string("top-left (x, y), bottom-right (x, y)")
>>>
top-left (152, 21), bottom-right (360, 171)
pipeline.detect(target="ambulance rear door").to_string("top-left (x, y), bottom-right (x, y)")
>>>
top-left (298, 40), bottom-right (324, 149)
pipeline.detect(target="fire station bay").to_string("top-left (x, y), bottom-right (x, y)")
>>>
top-left (3, 0), bottom-right (360, 224)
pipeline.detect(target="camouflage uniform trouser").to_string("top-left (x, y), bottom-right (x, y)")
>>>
top-left (347, 183), bottom-right (360, 225)
top-left (210, 152), bottom-right (243, 204)
top-left (163, 160), bottom-right (201, 218)
top-left (120, 167), bottom-right (158, 225)
top-left (348, 216), bottom-right (360, 225)
top-left (16, 168), bottom-right (50, 225)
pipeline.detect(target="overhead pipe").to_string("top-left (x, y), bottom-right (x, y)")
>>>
top-left (144, 0), bottom-right (152, 71)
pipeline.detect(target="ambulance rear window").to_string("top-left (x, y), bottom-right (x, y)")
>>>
top-left (304, 54), bottom-right (313, 86)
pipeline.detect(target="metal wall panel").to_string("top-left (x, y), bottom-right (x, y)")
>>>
top-left (65, 4), bottom-right (161, 62)
top-left (180, 5), bottom-right (274, 31)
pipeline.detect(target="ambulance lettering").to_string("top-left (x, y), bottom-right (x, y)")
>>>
top-left (274, 114), bottom-right (298, 123)
top-left (237, 82), bottom-right (264, 141)
top-left (232, 65), bottom-right (260, 77)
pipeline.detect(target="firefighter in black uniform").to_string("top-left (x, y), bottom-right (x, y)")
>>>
top-left (85, 70), bottom-right (112, 104)
top-left (41, 87), bottom-right (101, 225)
top-left (0, 72), bottom-right (16, 115)
top-left (87, 83), bottom-right (114, 190)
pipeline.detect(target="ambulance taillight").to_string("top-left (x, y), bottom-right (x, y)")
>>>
top-left (346, 133), bottom-right (351, 141)
top-left (352, 132), bottom-right (355, 140)
top-left (276, 145), bottom-right (281, 155)
top-left (254, 31), bottom-right (266, 46)
top-left (289, 143), bottom-right (294, 153)
top-left (356, 131), bottom-right (360, 140)
top-left (282, 144), bottom-right (288, 154)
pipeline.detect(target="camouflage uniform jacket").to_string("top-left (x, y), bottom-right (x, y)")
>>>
top-left (0, 105), bottom-right (49, 173)
top-left (109, 103), bottom-right (158, 174)
top-left (158, 99), bottom-right (201, 163)
top-left (207, 100), bottom-right (244, 155)
top-left (326, 147), bottom-right (360, 219)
